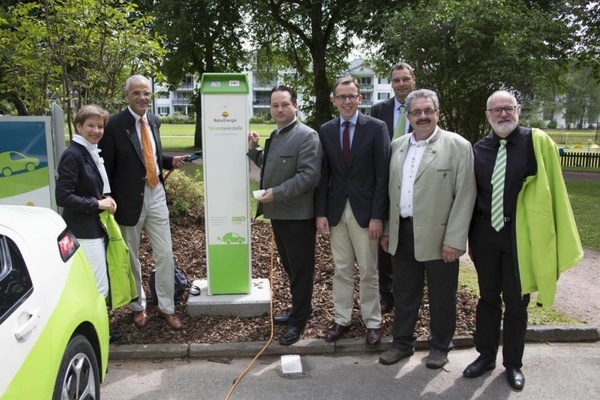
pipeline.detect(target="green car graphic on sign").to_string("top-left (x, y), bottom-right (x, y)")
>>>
top-left (0, 151), bottom-right (40, 177)
top-left (217, 232), bottom-right (245, 244)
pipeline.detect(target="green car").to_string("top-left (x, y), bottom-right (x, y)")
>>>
top-left (0, 205), bottom-right (109, 399)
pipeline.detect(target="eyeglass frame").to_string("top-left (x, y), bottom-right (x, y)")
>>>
top-left (407, 108), bottom-right (438, 117)
top-left (334, 94), bottom-right (361, 101)
top-left (486, 105), bottom-right (519, 116)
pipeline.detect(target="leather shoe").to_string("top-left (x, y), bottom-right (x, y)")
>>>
top-left (133, 310), bottom-right (148, 328)
top-left (279, 326), bottom-right (302, 346)
top-left (365, 328), bottom-right (381, 346)
top-left (463, 356), bottom-right (496, 378)
top-left (157, 309), bottom-right (183, 330)
top-left (380, 294), bottom-right (394, 314)
top-left (506, 367), bottom-right (525, 390)
top-left (379, 347), bottom-right (414, 365)
top-left (273, 309), bottom-right (314, 325)
top-left (325, 323), bottom-right (350, 342)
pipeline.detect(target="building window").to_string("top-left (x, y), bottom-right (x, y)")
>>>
top-left (157, 107), bottom-right (170, 116)
top-left (377, 92), bottom-right (391, 100)
top-left (359, 77), bottom-right (372, 85)
top-left (379, 78), bottom-right (389, 85)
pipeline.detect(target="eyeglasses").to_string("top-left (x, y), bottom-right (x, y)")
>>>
top-left (334, 94), bottom-right (360, 101)
top-left (487, 106), bottom-right (518, 116)
top-left (407, 108), bottom-right (437, 117)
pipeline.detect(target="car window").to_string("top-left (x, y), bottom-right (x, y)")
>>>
top-left (0, 235), bottom-right (33, 323)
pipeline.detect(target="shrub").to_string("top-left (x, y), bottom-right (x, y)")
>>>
top-left (249, 116), bottom-right (264, 123)
top-left (547, 120), bottom-right (558, 129)
top-left (165, 169), bottom-right (205, 225)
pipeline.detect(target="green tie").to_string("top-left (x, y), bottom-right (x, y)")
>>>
top-left (393, 105), bottom-right (406, 140)
top-left (491, 139), bottom-right (508, 231)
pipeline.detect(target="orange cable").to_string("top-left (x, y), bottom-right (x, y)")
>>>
top-left (224, 232), bottom-right (276, 400)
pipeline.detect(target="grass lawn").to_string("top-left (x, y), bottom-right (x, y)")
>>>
top-left (160, 123), bottom-right (275, 150)
top-left (566, 180), bottom-right (600, 251)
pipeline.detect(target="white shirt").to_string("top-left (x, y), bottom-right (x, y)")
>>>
top-left (399, 128), bottom-right (439, 217)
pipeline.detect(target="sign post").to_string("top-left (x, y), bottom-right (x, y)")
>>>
top-left (200, 73), bottom-right (251, 295)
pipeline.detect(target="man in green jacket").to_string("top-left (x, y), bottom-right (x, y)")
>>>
top-left (464, 90), bottom-right (582, 390)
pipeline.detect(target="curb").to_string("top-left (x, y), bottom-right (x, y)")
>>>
top-left (108, 324), bottom-right (599, 360)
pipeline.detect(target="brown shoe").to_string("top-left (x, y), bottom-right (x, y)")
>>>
top-left (366, 328), bottom-right (382, 346)
top-left (325, 323), bottom-right (350, 342)
top-left (133, 310), bottom-right (148, 328)
top-left (157, 309), bottom-right (183, 330)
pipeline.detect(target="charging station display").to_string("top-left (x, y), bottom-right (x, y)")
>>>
top-left (200, 73), bottom-right (251, 295)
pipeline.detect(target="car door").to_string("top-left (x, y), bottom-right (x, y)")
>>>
top-left (0, 231), bottom-right (51, 398)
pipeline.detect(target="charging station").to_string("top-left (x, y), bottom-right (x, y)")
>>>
top-left (199, 73), bottom-right (252, 295)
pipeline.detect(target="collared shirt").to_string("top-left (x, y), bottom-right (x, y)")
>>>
top-left (338, 112), bottom-right (359, 149)
top-left (128, 107), bottom-right (159, 177)
top-left (393, 98), bottom-right (409, 136)
top-left (277, 117), bottom-right (297, 134)
top-left (399, 127), bottom-right (440, 217)
top-left (473, 125), bottom-right (536, 218)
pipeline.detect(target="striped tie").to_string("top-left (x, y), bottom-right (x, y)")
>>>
top-left (491, 139), bottom-right (507, 231)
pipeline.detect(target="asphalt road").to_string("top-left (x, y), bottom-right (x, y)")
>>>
top-left (102, 341), bottom-right (600, 400)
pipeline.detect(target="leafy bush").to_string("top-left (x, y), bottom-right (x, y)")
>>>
top-left (165, 169), bottom-right (205, 225)
top-left (249, 116), bottom-right (265, 123)
top-left (547, 120), bottom-right (557, 129)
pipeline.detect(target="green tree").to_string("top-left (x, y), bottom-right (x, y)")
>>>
top-left (372, 0), bottom-right (576, 142)
top-left (149, 0), bottom-right (248, 149)
top-left (563, 66), bottom-right (600, 129)
top-left (249, 0), bottom-right (408, 130)
top-left (0, 0), bottom-right (163, 138)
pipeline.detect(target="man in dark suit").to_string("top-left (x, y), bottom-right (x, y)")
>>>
top-left (99, 75), bottom-right (187, 330)
top-left (370, 62), bottom-right (416, 314)
top-left (316, 76), bottom-right (390, 346)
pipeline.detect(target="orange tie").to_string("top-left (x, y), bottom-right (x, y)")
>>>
top-left (140, 117), bottom-right (159, 188)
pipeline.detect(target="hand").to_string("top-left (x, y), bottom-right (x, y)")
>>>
top-left (98, 196), bottom-right (117, 214)
top-left (368, 219), bottom-right (383, 240)
top-left (316, 217), bottom-right (330, 237)
top-left (442, 245), bottom-right (460, 263)
top-left (380, 235), bottom-right (390, 253)
top-left (258, 188), bottom-right (274, 203)
top-left (173, 155), bottom-right (186, 169)
top-left (248, 131), bottom-right (260, 150)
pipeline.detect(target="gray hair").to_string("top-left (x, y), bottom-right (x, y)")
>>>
top-left (124, 75), bottom-right (151, 92)
top-left (405, 89), bottom-right (439, 112)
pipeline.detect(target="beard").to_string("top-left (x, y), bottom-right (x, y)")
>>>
top-left (490, 119), bottom-right (517, 136)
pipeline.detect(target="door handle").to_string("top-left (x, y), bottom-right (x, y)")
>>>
top-left (14, 309), bottom-right (40, 340)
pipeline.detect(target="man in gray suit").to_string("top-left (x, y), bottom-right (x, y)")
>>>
top-left (247, 85), bottom-right (322, 346)
top-left (316, 76), bottom-right (390, 346)
top-left (379, 89), bottom-right (476, 368)
top-left (370, 62), bottom-right (417, 314)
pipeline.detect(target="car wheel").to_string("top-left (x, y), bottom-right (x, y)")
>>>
top-left (26, 162), bottom-right (35, 171)
top-left (226, 240), bottom-right (231, 244)
top-left (52, 334), bottom-right (100, 400)
top-left (2, 167), bottom-right (11, 177)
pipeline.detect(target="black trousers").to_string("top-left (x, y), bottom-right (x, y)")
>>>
top-left (271, 218), bottom-right (316, 331)
top-left (391, 218), bottom-right (459, 352)
top-left (469, 216), bottom-right (530, 368)
top-left (378, 245), bottom-right (394, 296)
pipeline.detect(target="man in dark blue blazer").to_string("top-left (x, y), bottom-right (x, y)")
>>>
top-left (99, 75), bottom-right (188, 331)
top-left (316, 76), bottom-right (390, 346)
top-left (370, 62), bottom-right (416, 314)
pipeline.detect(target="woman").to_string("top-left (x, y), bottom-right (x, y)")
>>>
top-left (56, 104), bottom-right (116, 298)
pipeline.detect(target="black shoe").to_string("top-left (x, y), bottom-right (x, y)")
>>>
top-left (506, 367), bottom-right (525, 390)
top-left (325, 323), bottom-right (350, 342)
top-left (109, 332), bottom-right (123, 344)
top-left (273, 309), bottom-right (314, 325)
top-left (279, 326), bottom-right (302, 346)
top-left (463, 356), bottom-right (496, 378)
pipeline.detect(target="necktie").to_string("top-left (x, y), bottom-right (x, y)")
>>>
top-left (140, 117), bottom-right (159, 189)
top-left (393, 105), bottom-right (406, 140)
top-left (342, 121), bottom-right (350, 167)
top-left (491, 139), bottom-right (508, 231)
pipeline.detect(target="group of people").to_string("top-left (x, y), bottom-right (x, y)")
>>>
top-left (56, 68), bottom-right (582, 392)
top-left (248, 62), bottom-right (582, 391)
top-left (56, 75), bottom-right (187, 336)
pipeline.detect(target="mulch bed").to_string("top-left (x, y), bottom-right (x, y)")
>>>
top-left (109, 216), bottom-right (478, 345)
